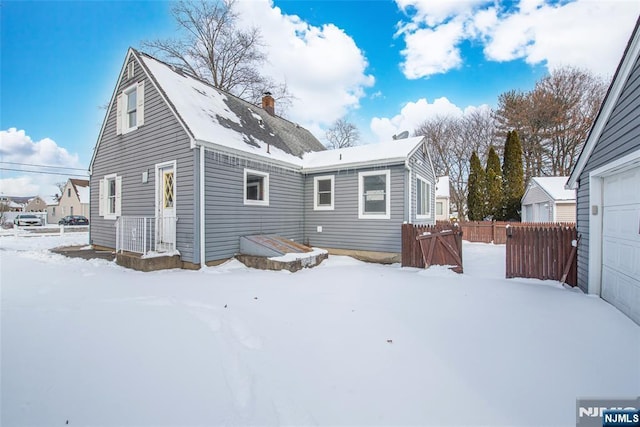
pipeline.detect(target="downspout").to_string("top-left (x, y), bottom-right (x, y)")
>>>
top-left (200, 145), bottom-right (206, 268)
top-left (405, 160), bottom-right (412, 223)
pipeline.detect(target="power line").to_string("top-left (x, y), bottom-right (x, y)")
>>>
top-left (0, 167), bottom-right (89, 178)
top-left (0, 161), bottom-right (88, 171)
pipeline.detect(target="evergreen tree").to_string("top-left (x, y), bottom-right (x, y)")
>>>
top-left (467, 151), bottom-right (486, 220)
top-left (502, 131), bottom-right (525, 220)
top-left (485, 146), bottom-right (502, 220)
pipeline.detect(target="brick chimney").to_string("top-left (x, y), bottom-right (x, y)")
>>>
top-left (262, 92), bottom-right (275, 116)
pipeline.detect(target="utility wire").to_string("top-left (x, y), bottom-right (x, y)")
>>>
top-left (0, 167), bottom-right (89, 178)
top-left (0, 161), bottom-right (88, 171)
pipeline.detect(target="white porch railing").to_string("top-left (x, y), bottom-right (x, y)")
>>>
top-left (115, 216), bottom-right (177, 256)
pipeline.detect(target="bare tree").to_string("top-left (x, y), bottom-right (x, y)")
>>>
top-left (415, 111), bottom-right (498, 220)
top-left (143, 0), bottom-right (293, 113)
top-left (325, 119), bottom-right (360, 149)
top-left (495, 66), bottom-right (606, 182)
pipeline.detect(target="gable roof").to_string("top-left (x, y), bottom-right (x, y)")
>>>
top-left (302, 136), bottom-right (426, 172)
top-left (567, 17), bottom-right (640, 189)
top-left (135, 50), bottom-right (325, 163)
top-left (69, 179), bottom-right (90, 204)
top-left (529, 176), bottom-right (575, 201)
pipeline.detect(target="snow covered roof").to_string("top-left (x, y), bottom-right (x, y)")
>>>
top-left (136, 50), bottom-right (325, 166)
top-left (436, 176), bottom-right (450, 198)
top-left (302, 137), bottom-right (425, 171)
top-left (70, 179), bottom-right (90, 204)
top-left (531, 177), bottom-right (575, 201)
top-left (44, 196), bottom-right (59, 206)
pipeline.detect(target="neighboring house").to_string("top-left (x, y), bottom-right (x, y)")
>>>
top-left (89, 48), bottom-right (436, 267)
top-left (24, 196), bottom-right (47, 213)
top-left (45, 195), bottom-right (60, 224)
top-left (567, 17), bottom-right (640, 325)
top-left (51, 179), bottom-right (90, 224)
top-left (521, 177), bottom-right (575, 223)
top-left (435, 176), bottom-right (450, 221)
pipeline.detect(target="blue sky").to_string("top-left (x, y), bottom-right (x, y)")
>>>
top-left (1, 0), bottom-right (639, 197)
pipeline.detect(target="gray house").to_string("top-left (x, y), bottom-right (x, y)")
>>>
top-left (89, 48), bottom-right (436, 268)
top-left (567, 17), bottom-right (640, 325)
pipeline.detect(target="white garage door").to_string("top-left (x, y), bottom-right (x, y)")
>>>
top-left (602, 166), bottom-right (640, 324)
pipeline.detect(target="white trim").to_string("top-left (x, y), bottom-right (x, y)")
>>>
top-left (567, 21), bottom-right (640, 189)
top-left (587, 148), bottom-right (640, 296)
top-left (103, 173), bottom-right (119, 220)
top-left (416, 174), bottom-right (432, 220)
top-left (243, 168), bottom-right (269, 206)
top-left (358, 170), bottom-right (391, 220)
top-left (313, 175), bottom-right (334, 211)
top-left (200, 146), bottom-right (205, 268)
top-left (121, 83), bottom-right (139, 135)
top-left (155, 160), bottom-right (177, 217)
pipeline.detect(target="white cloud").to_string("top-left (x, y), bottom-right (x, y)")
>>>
top-left (234, 0), bottom-right (374, 130)
top-left (370, 97), bottom-right (489, 142)
top-left (0, 128), bottom-right (86, 197)
top-left (396, 0), bottom-right (640, 79)
top-left (400, 18), bottom-right (466, 78)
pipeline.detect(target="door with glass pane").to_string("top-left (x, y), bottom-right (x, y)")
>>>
top-left (156, 164), bottom-right (176, 251)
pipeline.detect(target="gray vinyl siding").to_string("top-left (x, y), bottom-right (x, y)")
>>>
top-left (575, 57), bottom-right (640, 292)
top-left (408, 147), bottom-right (436, 224)
top-left (303, 164), bottom-right (407, 253)
top-left (203, 150), bottom-right (305, 261)
top-left (90, 56), bottom-right (196, 262)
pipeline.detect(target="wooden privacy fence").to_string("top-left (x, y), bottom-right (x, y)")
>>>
top-left (401, 223), bottom-right (463, 271)
top-left (436, 220), bottom-right (575, 244)
top-left (505, 225), bottom-right (578, 286)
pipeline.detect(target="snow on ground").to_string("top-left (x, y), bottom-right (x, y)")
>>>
top-left (1, 234), bottom-right (638, 426)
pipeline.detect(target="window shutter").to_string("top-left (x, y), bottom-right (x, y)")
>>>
top-left (115, 176), bottom-right (122, 217)
top-left (98, 179), bottom-right (105, 217)
top-left (137, 81), bottom-right (144, 127)
top-left (116, 94), bottom-right (122, 135)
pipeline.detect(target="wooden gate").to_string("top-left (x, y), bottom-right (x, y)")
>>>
top-left (401, 223), bottom-right (463, 272)
top-left (416, 230), bottom-right (463, 273)
top-left (505, 225), bottom-right (578, 286)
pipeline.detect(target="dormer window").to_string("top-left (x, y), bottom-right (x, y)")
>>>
top-left (116, 82), bottom-right (145, 135)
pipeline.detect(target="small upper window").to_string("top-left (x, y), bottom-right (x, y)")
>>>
top-left (244, 169), bottom-right (269, 206)
top-left (127, 62), bottom-right (135, 79)
top-left (314, 175), bottom-right (334, 210)
top-left (358, 170), bottom-right (390, 219)
top-left (67, 188), bottom-right (71, 198)
top-left (125, 86), bottom-right (137, 129)
top-left (417, 176), bottom-right (431, 219)
top-left (117, 82), bottom-right (144, 135)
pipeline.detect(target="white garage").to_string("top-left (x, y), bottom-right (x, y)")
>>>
top-left (601, 165), bottom-right (640, 324)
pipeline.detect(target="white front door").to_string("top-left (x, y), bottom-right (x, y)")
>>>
top-left (602, 165), bottom-right (640, 324)
top-left (156, 163), bottom-right (176, 251)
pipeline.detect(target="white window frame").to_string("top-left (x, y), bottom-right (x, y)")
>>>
top-left (313, 175), bottom-right (334, 211)
top-left (416, 175), bottom-right (432, 220)
top-left (244, 169), bottom-right (269, 206)
top-left (358, 170), bottom-right (391, 220)
top-left (99, 173), bottom-right (122, 220)
top-left (116, 82), bottom-right (145, 135)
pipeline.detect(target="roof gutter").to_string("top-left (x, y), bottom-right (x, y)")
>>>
top-left (194, 139), bottom-right (303, 172)
top-left (302, 157), bottom-right (407, 174)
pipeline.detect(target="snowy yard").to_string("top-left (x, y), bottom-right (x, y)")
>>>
top-left (1, 233), bottom-right (638, 426)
